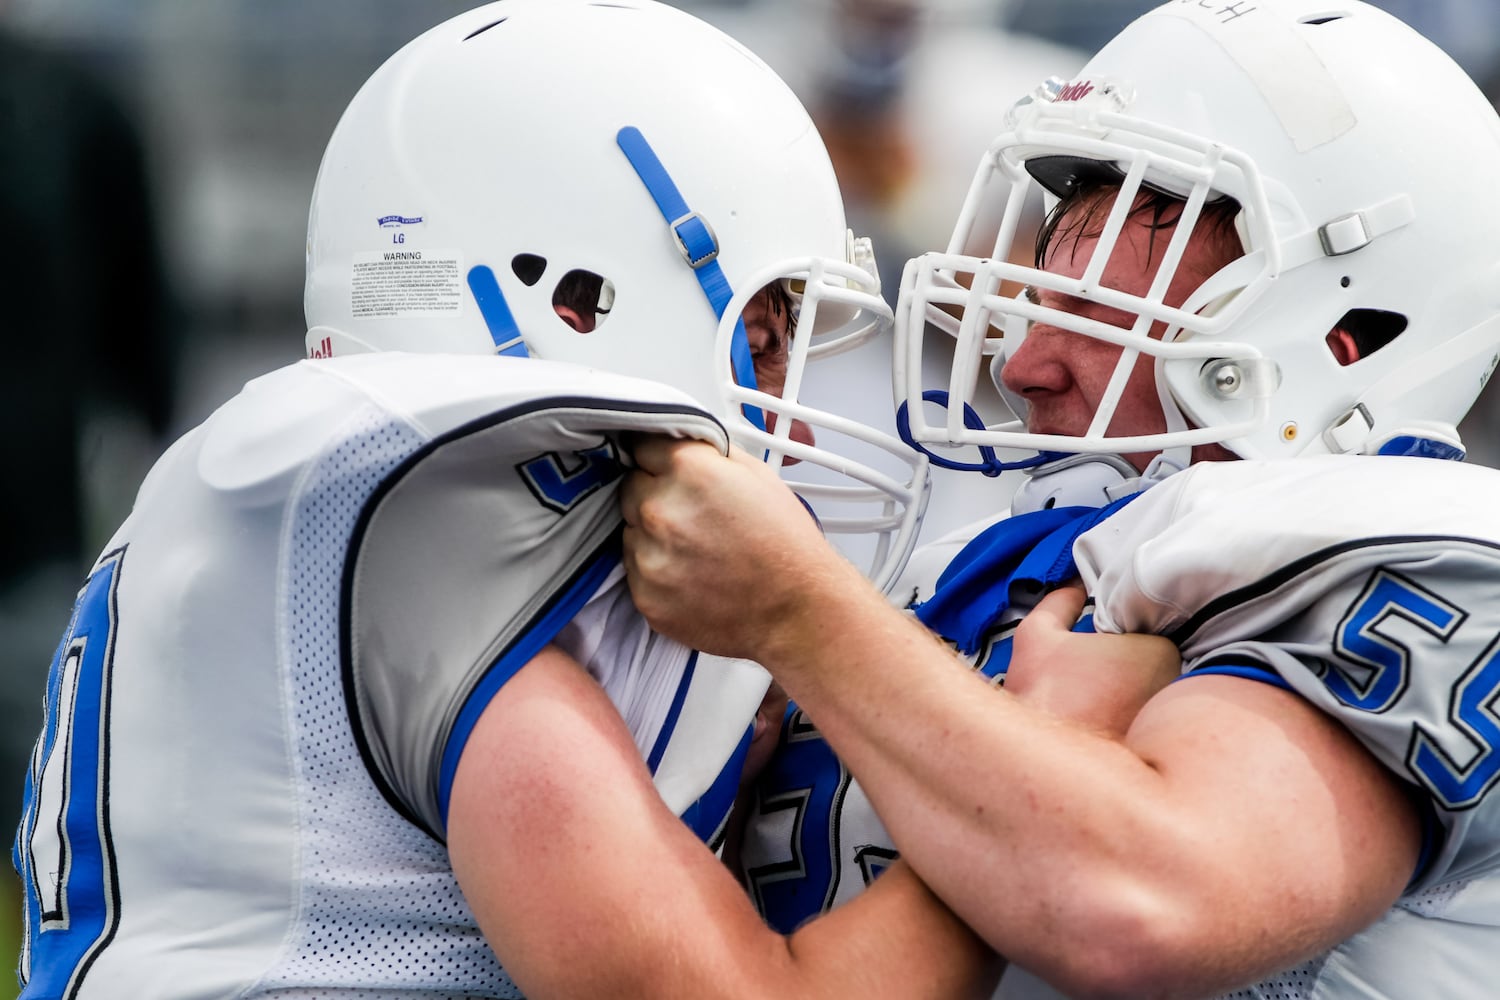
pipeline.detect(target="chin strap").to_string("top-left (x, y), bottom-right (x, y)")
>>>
top-left (616, 125), bottom-right (765, 432)
top-left (1010, 452), bottom-right (1185, 515)
top-left (1374, 434), bottom-right (1466, 461)
top-left (1323, 405), bottom-right (1467, 462)
top-left (467, 265), bottom-right (530, 357)
top-left (895, 391), bottom-right (1066, 476)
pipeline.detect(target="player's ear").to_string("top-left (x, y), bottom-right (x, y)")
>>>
top-left (1326, 327), bottom-right (1360, 367)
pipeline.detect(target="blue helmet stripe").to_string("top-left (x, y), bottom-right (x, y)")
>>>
top-left (615, 125), bottom-right (765, 431)
top-left (467, 264), bottom-right (530, 357)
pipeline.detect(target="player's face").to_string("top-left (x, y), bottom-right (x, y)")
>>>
top-left (552, 279), bottom-right (809, 447)
top-left (999, 192), bottom-right (1237, 471)
top-left (743, 283), bottom-right (816, 451)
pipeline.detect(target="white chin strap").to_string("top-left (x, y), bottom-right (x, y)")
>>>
top-left (1011, 452), bottom-right (1186, 515)
top-left (1153, 364), bottom-right (1196, 473)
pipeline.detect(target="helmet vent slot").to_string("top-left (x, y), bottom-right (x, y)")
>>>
top-left (1300, 15), bottom-right (1346, 26)
top-left (512, 254), bottom-right (547, 286)
top-left (1336, 308), bottom-right (1408, 362)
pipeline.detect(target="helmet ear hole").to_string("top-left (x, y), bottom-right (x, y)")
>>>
top-left (1333, 308), bottom-right (1408, 364)
top-left (551, 269), bottom-right (615, 334)
top-left (511, 253), bottom-right (547, 286)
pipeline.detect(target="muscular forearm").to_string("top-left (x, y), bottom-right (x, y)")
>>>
top-left (754, 565), bottom-right (1406, 998)
top-left (761, 575), bottom-right (1160, 983)
top-left (786, 862), bottom-right (1003, 999)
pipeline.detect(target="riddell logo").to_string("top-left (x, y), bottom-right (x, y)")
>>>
top-left (1055, 80), bottom-right (1096, 102)
top-left (310, 336), bottom-right (333, 359)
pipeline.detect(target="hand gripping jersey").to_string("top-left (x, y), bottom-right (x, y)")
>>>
top-left (12, 352), bottom-right (770, 999)
top-left (746, 454), bottom-right (1500, 999)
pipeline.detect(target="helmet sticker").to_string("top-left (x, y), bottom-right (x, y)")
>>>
top-left (351, 250), bottom-right (466, 319)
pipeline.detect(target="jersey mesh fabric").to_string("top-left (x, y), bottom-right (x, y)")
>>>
top-left (1399, 877), bottom-right (1469, 918)
top-left (249, 405), bottom-right (520, 998)
top-left (1217, 957), bottom-right (1326, 1000)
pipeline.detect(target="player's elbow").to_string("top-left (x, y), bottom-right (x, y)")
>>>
top-left (1020, 896), bottom-right (1222, 1000)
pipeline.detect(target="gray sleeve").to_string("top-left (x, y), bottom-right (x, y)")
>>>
top-left (344, 399), bottom-right (726, 840)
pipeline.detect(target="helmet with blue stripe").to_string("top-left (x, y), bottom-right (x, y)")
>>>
top-left (303, 0), bottom-right (929, 590)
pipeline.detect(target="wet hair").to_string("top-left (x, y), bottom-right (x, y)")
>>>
top-left (1035, 180), bottom-right (1243, 272)
top-left (1036, 180), bottom-right (1404, 361)
top-left (752, 280), bottom-right (797, 359)
top-left (552, 269), bottom-right (607, 321)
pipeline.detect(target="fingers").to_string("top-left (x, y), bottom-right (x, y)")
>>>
top-left (618, 467), bottom-right (644, 529)
top-left (725, 442), bottom-right (768, 469)
top-left (622, 436), bottom-right (765, 524)
top-left (1021, 583), bottom-right (1087, 636)
top-left (620, 435), bottom-right (722, 586)
top-left (628, 434), bottom-right (723, 475)
top-left (1007, 583), bottom-right (1181, 738)
top-left (627, 433), bottom-right (675, 474)
top-left (620, 436), bottom-right (686, 528)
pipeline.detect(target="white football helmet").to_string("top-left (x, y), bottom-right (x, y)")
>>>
top-left (304, 0), bottom-right (928, 591)
top-left (895, 0), bottom-right (1500, 471)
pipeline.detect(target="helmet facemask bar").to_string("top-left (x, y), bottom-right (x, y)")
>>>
top-left (611, 119), bottom-right (929, 594)
top-left (895, 94), bottom-right (1288, 464)
top-left (717, 258), bottom-right (930, 595)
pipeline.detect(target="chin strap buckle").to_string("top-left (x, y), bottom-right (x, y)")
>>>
top-left (1323, 403), bottom-right (1374, 454)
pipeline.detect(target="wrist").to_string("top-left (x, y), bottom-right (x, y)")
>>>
top-left (755, 555), bottom-right (897, 692)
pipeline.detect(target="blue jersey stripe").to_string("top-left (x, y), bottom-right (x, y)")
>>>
top-left (436, 548), bottom-right (620, 829)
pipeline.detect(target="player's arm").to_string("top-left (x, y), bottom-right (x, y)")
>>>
top-left (622, 439), bottom-right (1420, 997)
top-left (446, 643), bottom-right (1001, 1000)
top-left (735, 580), bottom-right (1420, 998)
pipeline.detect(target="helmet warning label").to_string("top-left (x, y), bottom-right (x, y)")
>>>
top-left (351, 250), bottom-right (465, 318)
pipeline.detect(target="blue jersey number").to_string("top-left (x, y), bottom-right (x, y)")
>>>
top-left (1410, 635), bottom-right (1500, 810)
top-left (516, 442), bottom-right (622, 514)
top-left (1334, 568), bottom-right (1500, 810)
top-left (13, 552), bottom-right (124, 999)
top-left (1331, 570), bottom-right (1462, 712)
top-left (744, 710), bottom-right (851, 932)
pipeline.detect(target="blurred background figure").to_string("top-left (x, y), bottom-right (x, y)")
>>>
top-left (2, 1), bottom-right (1499, 995)
top-left (1, 13), bottom-right (180, 990)
top-left (0, 7), bottom-right (177, 846)
top-left (808, 0), bottom-right (921, 210)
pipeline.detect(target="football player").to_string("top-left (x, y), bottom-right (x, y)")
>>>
top-left (621, 1), bottom-right (1500, 996)
top-left (8, 2), bottom-right (1010, 997)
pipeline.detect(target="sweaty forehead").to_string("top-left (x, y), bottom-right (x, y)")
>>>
top-left (1043, 186), bottom-right (1239, 275)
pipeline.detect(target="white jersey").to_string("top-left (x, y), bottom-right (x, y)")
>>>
top-left (1073, 454), bottom-right (1500, 999)
top-left (13, 352), bottom-right (771, 999)
top-left (747, 454), bottom-right (1500, 998)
